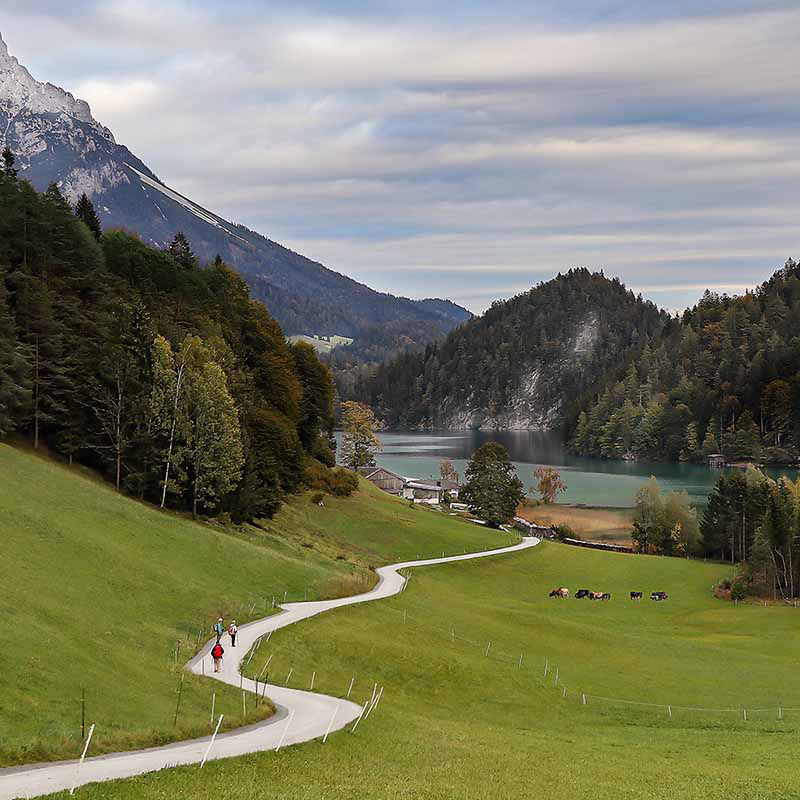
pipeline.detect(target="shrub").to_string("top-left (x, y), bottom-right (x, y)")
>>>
top-left (304, 460), bottom-right (358, 497)
top-left (310, 492), bottom-right (324, 506)
top-left (731, 578), bottom-right (747, 602)
top-left (551, 523), bottom-right (576, 541)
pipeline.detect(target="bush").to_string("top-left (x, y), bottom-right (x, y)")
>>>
top-left (304, 460), bottom-right (358, 497)
top-left (551, 523), bottom-right (576, 541)
top-left (731, 578), bottom-right (747, 602)
top-left (310, 492), bottom-right (324, 506)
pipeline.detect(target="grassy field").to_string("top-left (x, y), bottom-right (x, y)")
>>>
top-left (50, 525), bottom-right (800, 799)
top-left (519, 503), bottom-right (634, 544)
top-left (0, 444), bottom-right (500, 765)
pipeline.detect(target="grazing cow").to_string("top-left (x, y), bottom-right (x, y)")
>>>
top-left (575, 589), bottom-right (590, 599)
top-left (630, 591), bottom-right (643, 600)
top-left (549, 587), bottom-right (569, 598)
top-left (650, 591), bottom-right (669, 601)
top-left (601, 592), bottom-right (612, 601)
top-left (589, 591), bottom-right (604, 600)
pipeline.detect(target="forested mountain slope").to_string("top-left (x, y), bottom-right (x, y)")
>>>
top-left (355, 269), bottom-right (670, 430)
top-left (0, 164), bottom-right (338, 521)
top-left (573, 259), bottom-right (800, 463)
top-left (0, 32), bottom-right (470, 352)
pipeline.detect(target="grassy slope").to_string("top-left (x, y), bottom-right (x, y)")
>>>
top-left (66, 539), bottom-right (800, 800)
top-left (0, 444), bottom-right (500, 765)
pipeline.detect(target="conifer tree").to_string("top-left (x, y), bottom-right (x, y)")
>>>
top-left (0, 270), bottom-right (31, 435)
top-left (166, 232), bottom-right (198, 270)
top-left (1, 147), bottom-right (17, 180)
top-left (74, 193), bottom-right (102, 240)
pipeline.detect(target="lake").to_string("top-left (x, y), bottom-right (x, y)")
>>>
top-left (339, 430), bottom-right (798, 508)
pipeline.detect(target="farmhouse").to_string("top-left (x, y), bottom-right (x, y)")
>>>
top-left (360, 466), bottom-right (406, 495)
top-left (706, 453), bottom-right (726, 468)
top-left (360, 466), bottom-right (460, 505)
top-left (402, 479), bottom-right (460, 505)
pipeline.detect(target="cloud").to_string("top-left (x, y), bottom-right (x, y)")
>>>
top-left (1, 1), bottom-right (798, 314)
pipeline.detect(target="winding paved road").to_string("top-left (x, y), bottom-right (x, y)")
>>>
top-left (0, 537), bottom-right (538, 799)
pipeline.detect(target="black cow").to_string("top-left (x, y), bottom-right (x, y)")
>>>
top-left (601, 592), bottom-right (612, 601)
top-left (575, 589), bottom-right (590, 599)
top-left (630, 591), bottom-right (643, 600)
top-left (650, 591), bottom-right (669, 601)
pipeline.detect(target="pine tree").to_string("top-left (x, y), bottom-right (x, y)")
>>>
top-left (74, 193), bottom-right (102, 240)
top-left (166, 232), bottom-right (198, 270)
top-left (0, 270), bottom-right (31, 435)
top-left (1, 147), bottom-right (17, 180)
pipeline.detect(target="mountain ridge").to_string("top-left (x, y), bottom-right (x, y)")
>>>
top-left (0, 32), bottom-right (471, 345)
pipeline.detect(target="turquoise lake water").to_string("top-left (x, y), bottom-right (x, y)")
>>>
top-left (339, 430), bottom-right (798, 508)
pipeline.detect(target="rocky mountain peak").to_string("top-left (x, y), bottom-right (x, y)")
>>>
top-left (0, 32), bottom-right (114, 143)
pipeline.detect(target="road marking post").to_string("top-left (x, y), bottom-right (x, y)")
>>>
top-left (554, 667), bottom-right (559, 686)
top-left (743, 708), bottom-right (747, 721)
top-left (70, 722), bottom-right (95, 795)
top-left (518, 654), bottom-right (523, 668)
top-left (562, 686), bottom-right (567, 698)
top-left (668, 705), bottom-right (672, 719)
top-left (242, 691), bottom-right (247, 717)
top-left (347, 676), bottom-right (355, 698)
top-left (544, 659), bottom-right (548, 678)
top-left (581, 693), bottom-right (586, 705)
top-left (211, 692), bottom-right (216, 724)
top-left (285, 667), bottom-right (293, 685)
top-left (323, 705), bottom-right (338, 743)
top-left (258, 653), bottom-right (273, 679)
top-left (485, 641), bottom-right (491, 656)
top-left (201, 715), bottom-right (224, 767)
top-left (275, 709), bottom-right (296, 752)
top-left (310, 671), bottom-right (316, 691)
top-left (350, 700), bottom-right (370, 733)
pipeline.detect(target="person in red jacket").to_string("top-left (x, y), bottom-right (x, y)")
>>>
top-left (211, 641), bottom-right (224, 673)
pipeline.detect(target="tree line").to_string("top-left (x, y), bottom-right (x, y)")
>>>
top-left (351, 268), bottom-right (670, 430)
top-left (572, 260), bottom-right (800, 464)
top-left (0, 148), bottom-right (339, 521)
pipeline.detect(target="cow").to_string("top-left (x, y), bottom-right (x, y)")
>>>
top-left (630, 591), bottom-right (643, 601)
top-left (650, 591), bottom-right (669, 601)
top-left (575, 589), bottom-right (590, 599)
top-left (549, 587), bottom-right (569, 598)
top-left (589, 591), bottom-right (604, 600)
top-left (601, 592), bottom-right (612, 601)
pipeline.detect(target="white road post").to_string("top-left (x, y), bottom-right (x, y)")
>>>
top-left (581, 693), bottom-right (586, 705)
top-left (275, 709), bottom-right (295, 752)
top-left (451, 628), bottom-right (455, 643)
top-left (69, 722), bottom-right (95, 795)
top-left (743, 708), bottom-right (747, 721)
top-left (350, 700), bottom-right (370, 733)
top-left (346, 675), bottom-right (355, 698)
top-left (562, 686), bottom-right (567, 699)
top-left (323, 705), bottom-right (338, 743)
top-left (544, 659), bottom-right (548, 678)
top-left (258, 653), bottom-right (273, 679)
top-left (201, 715), bottom-right (224, 768)
top-left (554, 667), bottom-right (559, 686)
top-left (485, 641), bottom-right (491, 657)
top-left (518, 654), bottom-right (523, 669)
top-left (310, 671), bottom-right (316, 691)
top-left (779, 706), bottom-right (783, 720)
top-left (242, 691), bottom-right (247, 717)
top-left (285, 667), bottom-right (293, 685)
top-left (211, 692), bottom-right (216, 724)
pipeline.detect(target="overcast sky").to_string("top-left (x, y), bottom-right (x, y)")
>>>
top-left (3, 1), bottom-right (799, 312)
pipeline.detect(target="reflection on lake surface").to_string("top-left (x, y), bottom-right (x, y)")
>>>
top-left (337, 430), bottom-right (798, 508)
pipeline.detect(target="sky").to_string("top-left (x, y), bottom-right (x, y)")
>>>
top-left (3, 1), bottom-right (799, 313)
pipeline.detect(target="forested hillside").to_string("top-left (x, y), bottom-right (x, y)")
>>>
top-left (574, 260), bottom-right (800, 464)
top-left (354, 269), bottom-right (670, 430)
top-left (0, 154), bottom-right (337, 521)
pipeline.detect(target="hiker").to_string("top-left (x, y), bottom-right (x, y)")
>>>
top-left (214, 618), bottom-right (224, 643)
top-left (211, 640), bottom-right (224, 672)
top-left (228, 620), bottom-right (238, 647)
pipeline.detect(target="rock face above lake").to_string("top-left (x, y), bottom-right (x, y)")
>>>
top-left (357, 268), bottom-right (670, 431)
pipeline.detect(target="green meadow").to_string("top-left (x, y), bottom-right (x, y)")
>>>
top-left (0, 443), bottom-right (498, 765)
top-left (56, 528), bottom-right (800, 800)
top-left (8, 441), bottom-right (800, 799)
